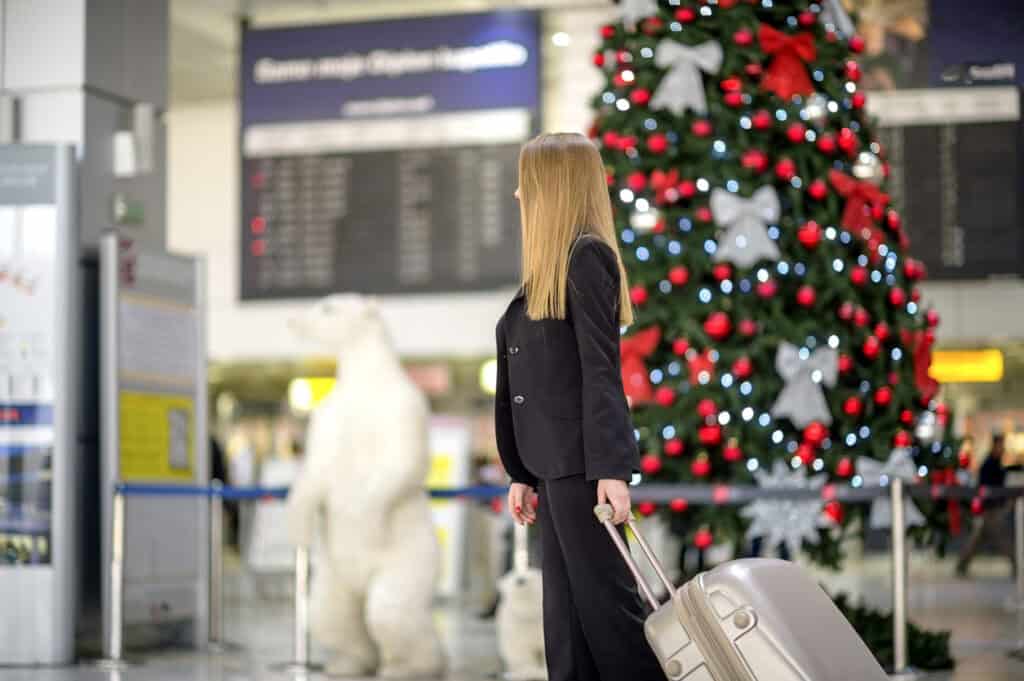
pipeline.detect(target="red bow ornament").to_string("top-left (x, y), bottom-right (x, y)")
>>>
top-left (620, 325), bottom-right (661, 406)
top-left (829, 169), bottom-right (890, 250)
top-left (758, 25), bottom-right (817, 100)
top-left (649, 169), bottom-right (681, 205)
top-left (910, 329), bottom-right (940, 404)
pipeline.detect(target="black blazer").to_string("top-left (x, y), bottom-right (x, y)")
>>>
top-left (494, 235), bottom-right (640, 486)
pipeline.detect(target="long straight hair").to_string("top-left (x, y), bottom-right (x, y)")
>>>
top-left (517, 132), bottom-right (634, 326)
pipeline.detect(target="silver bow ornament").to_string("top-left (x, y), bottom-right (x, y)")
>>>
top-left (651, 40), bottom-right (723, 117)
top-left (820, 0), bottom-right (856, 37)
top-left (620, 0), bottom-right (659, 28)
top-left (857, 448), bottom-right (926, 530)
top-left (710, 186), bottom-right (782, 268)
top-left (771, 342), bottom-right (838, 429)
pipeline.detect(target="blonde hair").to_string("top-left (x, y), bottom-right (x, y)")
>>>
top-left (517, 132), bottom-right (634, 326)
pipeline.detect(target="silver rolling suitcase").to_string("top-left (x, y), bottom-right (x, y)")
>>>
top-left (594, 504), bottom-right (888, 681)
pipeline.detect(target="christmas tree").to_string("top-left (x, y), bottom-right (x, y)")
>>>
top-left (592, 0), bottom-right (959, 569)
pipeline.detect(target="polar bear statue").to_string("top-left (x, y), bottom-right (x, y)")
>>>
top-left (286, 294), bottom-right (445, 678)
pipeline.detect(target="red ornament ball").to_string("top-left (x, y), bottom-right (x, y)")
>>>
top-left (732, 356), bottom-right (753, 379)
top-left (888, 210), bottom-right (904, 231)
top-left (672, 337), bottom-right (690, 356)
top-left (843, 396), bottom-right (863, 417)
top-left (756, 278), bottom-right (778, 299)
top-left (796, 284), bottom-right (817, 308)
top-left (642, 17), bottom-right (664, 35)
top-left (668, 265), bottom-right (690, 286)
top-left (723, 441), bottom-right (743, 462)
top-left (733, 28), bottom-right (754, 46)
top-left (838, 353), bottom-right (853, 374)
top-left (739, 319), bottom-right (758, 336)
top-left (824, 500), bottom-right (844, 524)
top-left (630, 285), bottom-right (648, 306)
top-left (664, 438), bottom-right (685, 457)
top-left (751, 109), bottom-right (773, 130)
top-left (775, 158), bottom-right (797, 181)
top-left (797, 220), bottom-right (822, 249)
top-left (691, 454), bottom-right (712, 477)
top-left (838, 301), bottom-right (855, 321)
top-left (851, 92), bottom-right (867, 109)
top-left (874, 386), bottom-right (893, 406)
top-left (926, 309), bottom-right (940, 327)
top-left (723, 91), bottom-right (744, 108)
top-left (616, 50), bottom-right (631, 65)
top-left (694, 528), bottom-right (714, 550)
top-left (904, 258), bottom-right (924, 280)
top-left (631, 88), bottom-right (652, 106)
top-left (853, 307), bottom-right (870, 328)
top-left (699, 424), bottom-right (723, 446)
top-left (627, 171), bottom-right (647, 192)
top-left (602, 131), bottom-right (619, 148)
top-left (655, 386), bottom-right (676, 407)
top-left (845, 61), bottom-right (862, 82)
top-left (836, 457), bottom-right (855, 478)
top-left (817, 134), bottom-right (837, 154)
top-left (741, 149), bottom-right (770, 173)
top-left (838, 128), bottom-right (859, 154)
top-left (745, 62), bottom-right (763, 78)
top-left (862, 335), bottom-right (881, 359)
top-left (787, 122), bottom-right (807, 143)
top-left (640, 454), bottom-right (662, 475)
top-left (874, 322), bottom-right (890, 341)
top-left (850, 266), bottom-right (868, 287)
top-left (637, 501), bottom-right (657, 517)
top-left (677, 179), bottom-right (697, 199)
top-left (849, 35), bottom-right (866, 53)
top-left (888, 287), bottom-right (907, 307)
top-left (593, 52), bottom-right (606, 67)
top-left (601, 24), bottom-right (616, 39)
top-left (808, 179), bottom-right (828, 201)
top-left (704, 311), bottom-right (729, 339)
top-left (900, 409), bottom-right (914, 425)
top-left (712, 263), bottom-right (732, 281)
top-left (675, 7), bottom-right (697, 23)
top-left (720, 77), bottom-right (743, 92)
top-left (695, 206), bottom-right (713, 222)
top-left (669, 497), bottom-right (689, 513)
top-left (894, 430), bottom-right (911, 448)
top-left (646, 132), bottom-right (667, 153)
top-left (691, 119), bottom-right (713, 137)
top-left (798, 11), bottom-right (816, 26)
top-left (797, 444), bottom-right (816, 465)
top-left (804, 421), bottom-right (828, 447)
top-left (697, 398), bottom-right (718, 419)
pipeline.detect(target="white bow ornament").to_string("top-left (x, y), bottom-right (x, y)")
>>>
top-left (771, 342), bottom-right (838, 429)
top-left (710, 186), bottom-right (782, 268)
top-left (651, 40), bottom-right (723, 117)
top-left (857, 449), bottom-right (927, 530)
top-left (620, 0), bottom-right (659, 28)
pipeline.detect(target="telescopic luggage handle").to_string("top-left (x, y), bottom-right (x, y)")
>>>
top-left (594, 504), bottom-right (676, 611)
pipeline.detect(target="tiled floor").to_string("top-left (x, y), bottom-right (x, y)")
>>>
top-left (2, 553), bottom-right (1021, 680)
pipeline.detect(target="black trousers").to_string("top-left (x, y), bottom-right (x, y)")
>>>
top-left (538, 475), bottom-right (665, 681)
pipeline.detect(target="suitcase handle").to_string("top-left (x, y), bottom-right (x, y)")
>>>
top-left (594, 504), bottom-right (676, 610)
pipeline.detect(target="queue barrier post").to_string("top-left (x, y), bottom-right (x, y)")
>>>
top-left (90, 486), bottom-right (137, 669)
top-left (207, 481), bottom-right (243, 653)
top-left (888, 478), bottom-right (916, 680)
top-left (269, 545), bottom-right (323, 674)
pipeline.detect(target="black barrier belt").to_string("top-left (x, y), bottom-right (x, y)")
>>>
top-left (115, 482), bottom-right (1024, 505)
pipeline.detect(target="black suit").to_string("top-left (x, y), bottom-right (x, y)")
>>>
top-left (495, 236), bottom-right (663, 681)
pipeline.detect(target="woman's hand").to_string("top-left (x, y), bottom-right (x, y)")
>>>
top-left (508, 482), bottom-right (538, 525)
top-left (597, 478), bottom-right (631, 524)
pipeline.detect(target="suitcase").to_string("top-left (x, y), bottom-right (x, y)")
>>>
top-left (593, 504), bottom-right (889, 681)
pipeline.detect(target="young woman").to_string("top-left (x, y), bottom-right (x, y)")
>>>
top-left (494, 132), bottom-right (664, 681)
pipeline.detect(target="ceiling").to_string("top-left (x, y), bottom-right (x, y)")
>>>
top-left (170, 0), bottom-right (608, 104)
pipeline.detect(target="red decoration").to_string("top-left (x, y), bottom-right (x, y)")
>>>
top-left (613, 72), bottom-right (628, 88)
top-left (824, 500), bottom-right (844, 524)
top-left (786, 122), bottom-right (807, 143)
top-left (849, 35), bottom-right (866, 53)
top-left (775, 158), bottom-right (797, 181)
top-left (958, 450), bottom-right (971, 469)
top-left (970, 497), bottom-right (984, 516)
top-left (843, 396), bottom-right (862, 417)
top-left (646, 132), bottom-right (667, 153)
top-left (807, 179), bottom-right (828, 200)
top-left (798, 11), bottom-right (816, 26)
top-left (904, 257), bottom-right (924, 281)
top-left (756, 278), bottom-right (778, 299)
top-left (627, 171), bottom-right (647, 192)
top-left (642, 17), bottom-right (664, 35)
top-left (733, 28), bottom-right (754, 46)
top-left (638, 502), bottom-right (657, 517)
top-left (655, 386), bottom-right (676, 408)
top-left (698, 424), bottom-right (723, 446)
top-left (851, 92), bottom-right (867, 109)
top-left (804, 421), bottom-right (828, 447)
top-left (694, 528), bottom-right (714, 549)
top-left (837, 127), bottom-right (859, 155)
top-left (910, 330), bottom-right (940, 404)
top-left (601, 25), bottom-right (616, 39)
top-left (675, 7), bottom-right (697, 23)
top-left (900, 409), bottom-right (914, 426)
top-left (853, 307), bottom-right (870, 328)
top-left (816, 134), bottom-right (837, 154)
top-left (926, 309), bottom-right (940, 328)
top-left (617, 50), bottom-right (631, 65)
top-left (732, 356), bottom-right (753, 379)
top-left (650, 169), bottom-right (681, 204)
top-left (697, 398), bottom-right (718, 419)
top-left (640, 454), bottom-right (662, 475)
top-left (829, 169), bottom-right (889, 245)
top-left (721, 77), bottom-right (743, 92)
top-left (874, 386), bottom-right (893, 406)
top-left (602, 131), bottom-right (619, 148)
top-left (692, 119), bottom-right (713, 137)
top-left (894, 430), bottom-right (911, 448)
top-left (712, 263), bottom-right (732, 281)
top-left (678, 180), bottom-right (697, 199)
top-left (836, 457), bottom-right (854, 477)
top-left (838, 301), bottom-right (854, 321)
top-left (745, 62), bottom-right (763, 78)
top-left (741, 149), bottom-right (770, 173)
top-left (844, 60), bottom-right (862, 82)
top-left (862, 335), bottom-right (881, 359)
top-left (751, 109), bottom-right (773, 130)
top-left (630, 285), bottom-right (648, 306)
top-left (888, 287), bottom-right (906, 307)
top-left (620, 325), bottom-right (661, 404)
top-left (593, 52), bottom-right (605, 67)
top-left (850, 266), bottom-right (868, 287)
top-left (723, 91), bottom-right (744, 108)
top-left (723, 440), bottom-right (743, 462)
top-left (672, 337), bottom-right (690, 356)
top-left (758, 25), bottom-right (817, 100)
top-left (874, 322), bottom-right (890, 341)
top-left (668, 265), bottom-right (690, 286)
top-left (631, 88), bottom-right (652, 106)
top-left (797, 444), bottom-right (815, 465)
top-left (739, 319), bottom-right (758, 337)
top-left (691, 453), bottom-right (712, 477)
top-left (796, 285), bottom-right (816, 308)
top-left (670, 498), bottom-right (689, 513)
top-left (704, 312), bottom-right (732, 340)
top-left (664, 438), bottom-right (685, 458)
top-left (797, 220), bottom-right (822, 249)
top-left (696, 206), bottom-right (713, 222)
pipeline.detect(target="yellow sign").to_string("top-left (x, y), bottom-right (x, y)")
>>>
top-left (929, 349), bottom-right (1004, 383)
top-left (119, 391), bottom-right (195, 481)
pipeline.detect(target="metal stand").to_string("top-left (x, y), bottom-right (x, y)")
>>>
top-left (269, 546), bottom-right (323, 674)
top-left (207, 482), bottom-right (243, 653)
top-left (889, 479), bottom-right (917, 680)
top-left (90, 489), bottom-right (139, 669)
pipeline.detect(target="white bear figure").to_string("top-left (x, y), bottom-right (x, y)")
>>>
top-left (496, 524), bottom-right (546, 681)
top-left (286, 294), bottom-right (445, 679)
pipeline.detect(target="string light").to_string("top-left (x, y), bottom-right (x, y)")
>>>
top-left (616, 99), bottom-right (630, 111)
top-left (790, 177), bottom-right (803, 188)
top-left (667, 361), bottom-right (681, 376)
top-left (726, 180), bottom-right (739, 192)
top-left (718, 411), bottom-right (731, 425)
top-left (679, 218), bottom-right (693, 232)
top-left (741, 381), bottom-right (754, 396)
top-left (636, 246), bottom-right (650, 260)
top-left (827, 100), bottom-right (840, 113)
top-left (857, 254), bottom-right (869, 266)
top-left (621, 229), bottom-right (636, 243)
top-left (668, 240), bottom-right (682, 255)
top-left (859, 426), bottom-right (871, 438)
top-left (742, 407), bottom-right (755, 421)
top-left (825, 227), bottom-right (837, 239)
top-left (828, 335), bottom-right (840, 348)
top-left (794, 262), bottom-right (807, 276)
top-left (698, 288), bottom-right (712, 303)
top-left (640, 47), bottom-right (654, 59)
top-left (720, 280), bottom-right (734, 294)
top-left (650, 368), bottom-right (664, 383)
top-left (839, 231), bottom-right (852, 244)
top-left (845, 434), bottom-right (857, 446)
top-left (786, 441), bottom-right (799, 453)
top-left (851, 475), bottom-right (863, 487)
top-left (747, 459), bottom-right (760, 472)
top-left (721, 373), bottom-right (734, 388)
top-left (662, 425), bottom-right (676, 439)
top-left (644, 118), bottom-right (658, 130)
top-left (832, 259), bottom-right (844, 272)
top-left (704, 240), bottom-right (718, 254)
top-left (812, 459), bottom-right (825, 471)
top-left (768, 226), bottom-right (781, 239)
top-left (907, 302), bottom-right (918, 314)
top-left (891, 348), bottom-right (903, 361)
top-left (658, 280), bottom-right (672, 293)
top-left (772, 430), bottom-right (784, 444)
top-left (602, 92), bottom-right (615, 104)
top-left (871, 270), bottom-right (883, 283)
top-left (619, 189), bottom-right (635, 202)
top-left (739, 279), bottom-right (752, 293)
top-left (758, 413), bottom-right (771, 426)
